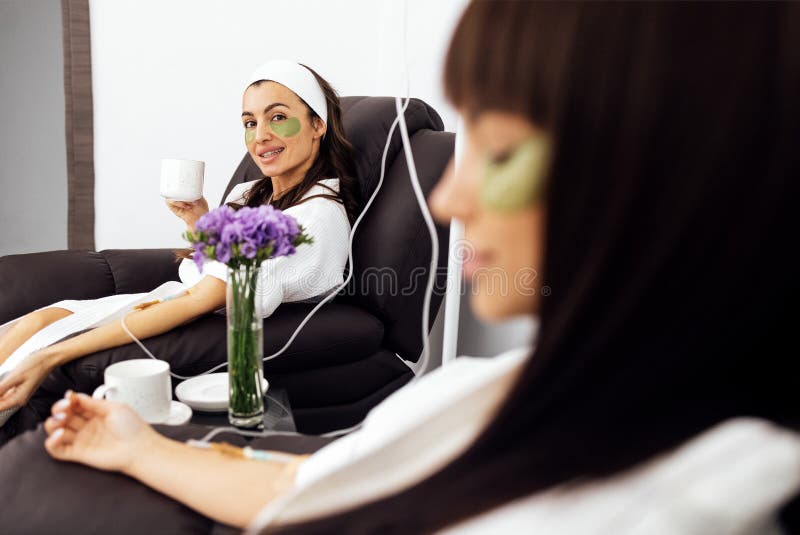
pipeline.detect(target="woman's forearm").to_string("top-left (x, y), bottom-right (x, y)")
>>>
top-left (41, 277), bottom-right (226, 368)
top-left (127, 433), bottom-right (304, 528)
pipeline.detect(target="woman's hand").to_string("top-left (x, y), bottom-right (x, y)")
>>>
top-left (44, 391), bottom-right (159, 473)
top-left (166, 197), bottom-right (209, 231)
top-left (0, 351), bottom-right (52, 413)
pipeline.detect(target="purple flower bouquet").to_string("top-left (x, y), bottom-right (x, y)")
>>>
top-left (185, 205), bottom-right (312, 271)
top-left (184, 205), bottom-right (311, 427)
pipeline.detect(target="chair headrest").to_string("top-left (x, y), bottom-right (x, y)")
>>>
top-left (340, 96), bottom-right (445, 198)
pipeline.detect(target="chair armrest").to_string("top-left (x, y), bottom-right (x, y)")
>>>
top-left (98, 249), bottom-right (180, 294)
top-left (0, 249), bottom-right (179, 324)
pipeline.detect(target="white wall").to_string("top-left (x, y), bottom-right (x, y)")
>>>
top-left (0, 0), bottom-right (67, 256)
top-left (89, 0), bottom-right (468, 250)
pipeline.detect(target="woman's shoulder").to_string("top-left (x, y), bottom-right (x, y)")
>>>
top-left (284, 179), bottom-right (348, 233)
top-left (440, 418), bottom-right (800, 534)
top-left (301, 178), bottom-right (341, 199)
top-left (290, 178), bottom-right (345, 215)
top-left (225, 180), bottom-right (259, 205)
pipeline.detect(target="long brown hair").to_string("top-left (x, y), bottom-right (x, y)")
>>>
top-left (267, 2), bottom-right (800, 533)
top-left (238, 65), bottom-right (361, 223)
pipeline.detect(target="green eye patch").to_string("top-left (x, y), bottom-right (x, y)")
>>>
top-left (479, 136), bottom-right (549, 212)
top-left (244, 117), bottom-right (302, 144)
top-left (270, 117), bottom-right (301, 137)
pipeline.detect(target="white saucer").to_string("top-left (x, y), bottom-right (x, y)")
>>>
top-left (161, 400), bottom-right (192, 426)
top-left (175, 373), bottom-right (269, 413)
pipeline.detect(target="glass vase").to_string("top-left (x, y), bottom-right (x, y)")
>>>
top-left (226, 265), bottom-right (265, 428)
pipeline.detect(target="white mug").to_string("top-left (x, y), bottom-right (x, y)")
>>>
top-left (93, 359), bottom-right (172, 423)
top-left (160, 158), bottom-right (205, 201)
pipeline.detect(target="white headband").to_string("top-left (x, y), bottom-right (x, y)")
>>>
top-left (245, 60), bottom-right (328, 125)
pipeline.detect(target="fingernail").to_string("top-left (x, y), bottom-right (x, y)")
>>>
top-left (52, 412), bottom-right (66, 421)
top-left (52, 428), bottom-right (64, 440)
top-left (54, 399), bottom-right (69, 409)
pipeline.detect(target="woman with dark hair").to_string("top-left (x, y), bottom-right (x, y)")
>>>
top-left (0, 60), bottom-right (361, 434)
top-left (4, 2), bottom-right (799, 533)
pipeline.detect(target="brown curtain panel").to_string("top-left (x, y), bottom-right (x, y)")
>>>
top-left (61, 0), bottom-right (95, 250)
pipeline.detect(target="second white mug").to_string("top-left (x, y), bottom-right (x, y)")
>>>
top-left (92, 359), bottom-right (172, 423)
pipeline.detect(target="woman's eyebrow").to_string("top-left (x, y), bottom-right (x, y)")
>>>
top-left (241, 102), bottom-right (289, 118)
top-left (264, 102), bottom-right (289, 113)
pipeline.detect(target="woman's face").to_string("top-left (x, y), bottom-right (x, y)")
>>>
top-left (429, 111), bottom-right (546, 321)
top-left (242, 81), bottom-right (326, 180)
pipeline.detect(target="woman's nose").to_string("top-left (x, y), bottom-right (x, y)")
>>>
top-left (255, 121), bottom-right (272, 143)
top-left (429, 156), bottom-right (478, 225)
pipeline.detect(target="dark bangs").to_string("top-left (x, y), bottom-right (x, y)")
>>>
top-left (443, 1), bottom-right (578, 129)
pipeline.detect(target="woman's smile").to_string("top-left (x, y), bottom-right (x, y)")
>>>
top-left (257, 145), bottom-right (285, 165)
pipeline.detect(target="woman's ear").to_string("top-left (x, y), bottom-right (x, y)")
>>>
top-left (312, 117), bottom-right (327, 139)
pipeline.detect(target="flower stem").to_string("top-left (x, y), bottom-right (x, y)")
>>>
top-left (227, 265), bottom-right (264, 427)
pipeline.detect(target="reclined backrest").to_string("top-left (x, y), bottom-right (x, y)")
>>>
top-left (221, 96), bottom-right (454, 363)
